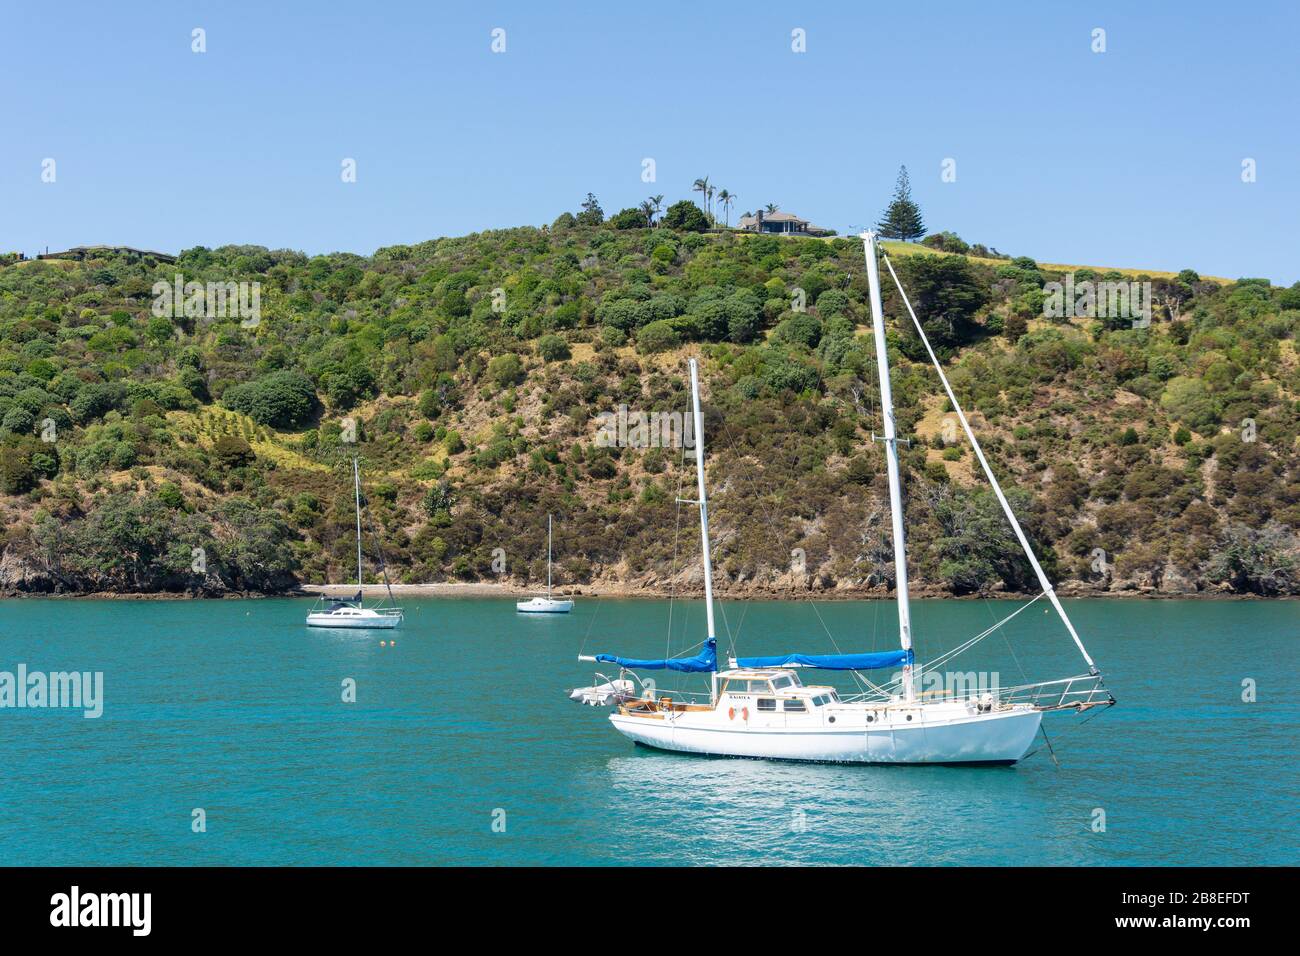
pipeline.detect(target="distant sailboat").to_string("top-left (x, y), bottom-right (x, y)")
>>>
top-left (517, 514), bottom-right (574, 614)
top-left (306, 458), bottom-right (403, 629)
top-left (574, 232), bottom-right (1113, 764)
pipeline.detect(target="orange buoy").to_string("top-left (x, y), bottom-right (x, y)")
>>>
top-left (741, 707), bottom-right (749, 721)
top-left (728, 707), bottom-right (735, 720)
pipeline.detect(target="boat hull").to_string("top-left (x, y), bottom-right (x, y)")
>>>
top-left (608, 706), bottom-right (1042, 765)
top-left (516, 599), bottom-right (574, 614)
top-left (305, 612), bottom-right (402, 629)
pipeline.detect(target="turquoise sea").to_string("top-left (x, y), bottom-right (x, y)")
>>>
top-left (0, 597), bottom-right (1294, 866)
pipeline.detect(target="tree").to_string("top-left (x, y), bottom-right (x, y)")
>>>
top-left (576, 193), bottom-right (603, 226)
top-left (894, 253), bottom-right (989, 350)
top-left (636, 320), bottom-right (681, 354)
top-left (765, 203), bottom-right (779, 213)
top-left (487, 353), bottom-right (525, 388)
top-left (717, 189), bottom-right (735, 227)
top-left (608, 207), bottom-right (648, 229)
top-left (213, 434), bottom-right (255, 467)
top-left (536, 334), bottom-right (570, 362)
top-left (692, 177), bottom-right (710, 219)
top-left (1207, 521), bottom-right (1296, 595)
top-left (639, 195), bottom-right (664, 227)
top-left (221, 370), bottom-right (318, 428)
top-left (877, 165), bottom-right (925, 242)
top-left (662, 200), bottom-right (709, 232)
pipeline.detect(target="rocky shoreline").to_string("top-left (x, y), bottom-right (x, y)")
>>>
top-left (0, 580), bottom-right (1286, 601)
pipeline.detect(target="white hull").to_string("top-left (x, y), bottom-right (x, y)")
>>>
top-left (306, 610), bottom-right (402, 629)
top-left (609, 702), bottom-right (1042, 765)
top-left (517, 597), bottom-right (573, 613)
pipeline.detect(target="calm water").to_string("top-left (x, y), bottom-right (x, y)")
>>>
top-left (0, 597), bottom-right (1294, 866)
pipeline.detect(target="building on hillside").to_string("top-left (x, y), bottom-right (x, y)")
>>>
top-left (734, 209), bottom-right (833, 237)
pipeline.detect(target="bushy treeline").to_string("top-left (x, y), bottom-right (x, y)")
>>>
top-left (0, 220), bottom-right (1297, 596)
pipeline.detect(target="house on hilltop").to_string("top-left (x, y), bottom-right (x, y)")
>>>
top-left (735, 209), bottom-right (833, 237)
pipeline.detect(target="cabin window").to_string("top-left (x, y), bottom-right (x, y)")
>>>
top-left (783, 699), bottom-right (806, 713)
top-left (772, 675), bottom-right (794, 690)
top-left (756, 698), bottom-right (776, 712)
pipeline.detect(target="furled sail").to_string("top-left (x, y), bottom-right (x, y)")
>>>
top-left (597, 638), bottom-right (717, 673)
top-left (736, 648), bottom-right (912, 671)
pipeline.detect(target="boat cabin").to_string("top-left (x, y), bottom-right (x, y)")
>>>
top-left (717, 669), bottom-right (840, 713)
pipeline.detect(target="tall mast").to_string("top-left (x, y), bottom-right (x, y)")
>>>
top-left (861, 232), bottom-right (916, 702)
top-left (688, 359), bottom-right (718, 701)
top-left (547, 513), bottom-right (553, 598)
top-left (353, 457), bottom-right (363, 595)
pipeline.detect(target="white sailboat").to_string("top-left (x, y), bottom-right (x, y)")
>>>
top-left (517, 514), bottom-right (574, 613)
top-left (306, 458), bottom-right (404, 629)
top-left (576, 231), bottom-right (1113, 764)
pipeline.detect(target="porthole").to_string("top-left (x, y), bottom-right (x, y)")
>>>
top-left (866, 715), bottom-right (874, 723)
top-left (828, 716), bottom-right (836, 724)
top-left (906, 714), bottom-right (913, 722)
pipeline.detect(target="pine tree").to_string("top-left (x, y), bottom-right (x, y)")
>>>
top-left (876, 165), bottom-right (926, 242)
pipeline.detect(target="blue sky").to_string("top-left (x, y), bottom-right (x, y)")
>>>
top-left (3, 1), bottom-right (1297, 282)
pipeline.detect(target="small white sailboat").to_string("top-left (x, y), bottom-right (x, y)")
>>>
top-left (517, 514), bottom-right (574, 613)
top-left (306, 458), bottom-right (403, 629)
top-left (575, 232), bottom-right (1113, 764)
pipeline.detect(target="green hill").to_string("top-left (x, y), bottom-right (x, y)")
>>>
top-left (1, 222), bottom-right (1297, 597)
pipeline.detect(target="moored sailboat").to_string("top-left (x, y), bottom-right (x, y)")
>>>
top-left (574, 232), bottom-right (1113, 764)
top-left (306, 458), bottom-right (403, 629)
top-left (517, 514), bottom-right (574, 613)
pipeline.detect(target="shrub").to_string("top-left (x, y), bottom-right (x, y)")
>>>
top-left (222, 370), bottom-right (318, 428)
top-left (662, 200), bottom-right (709, 232)
top-left (536, 334), bottom-right (571, 363)
top-left (637, 320), bottom-right (681, 354)
top-left (212, 434), bottom-right (255, 467)
top-left (487, 354), bottom-right (525, 388)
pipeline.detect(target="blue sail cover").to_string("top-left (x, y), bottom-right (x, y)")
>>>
top-left (736, 648), bottom-right (912, 671)
top-left (597, 638), bottom-right (717, 673)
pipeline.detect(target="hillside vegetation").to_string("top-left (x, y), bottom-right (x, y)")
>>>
top-left (2, 219), bottom-right (1298, 597)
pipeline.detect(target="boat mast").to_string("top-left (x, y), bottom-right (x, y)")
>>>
top-left (353, 457), bottom-right (363, 597)
top-left (547, 513), bottom-right (553, 599)
top-left (861, 231), bottom-right (916, 702)
top-left (688, 358), bottom-right (719, 703)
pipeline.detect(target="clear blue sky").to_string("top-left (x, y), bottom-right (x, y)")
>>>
top-left (3, 1), bottom-right (1297, 282)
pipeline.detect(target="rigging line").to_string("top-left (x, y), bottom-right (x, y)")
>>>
top-left (919, 592), bottom-right (1045, 674)
top-left (665, 436), bottom-right (688, 661)
top-left (576, 590), bottom-right (603, 656)
top-left (880, 249), bottom-right (1098, 675)
top-left (710, 381), bottom-right (850, 662)
top-left (979, 590), bottom-right (1030, 683)
top-left (805, 599), bottom-right (871, 694)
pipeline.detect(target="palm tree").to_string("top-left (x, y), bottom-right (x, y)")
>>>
top-left (650, 194), bottom-right (664, 223)
top-left (639, 199), bottom-right (656, 227)
top-left (765, 202), bottom-right (779, 213)
top-left (692, 177), bottom-right (710, 218)
top-left (705, 184), bottom-right (716, 223)
top-left (718, 189), bottom-right (735, 227)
